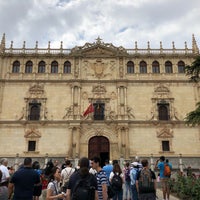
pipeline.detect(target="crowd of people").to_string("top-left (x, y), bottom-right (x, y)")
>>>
top-left (0, 155), bottom-right (174, 200)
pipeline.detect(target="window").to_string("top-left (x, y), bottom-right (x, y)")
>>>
top-left (64, 61), bottom-right (71, 73)
top-left (139, 61), bottom-right (147, 73)
top-left (162, 141), bottom-right (170, 151)
top-left (127, 61), bottom-right (134, 73)
top-left (12, 61), bottom-right (20, 73)
top-left (165, 61), bottom-right (173, 73)
top-left (25, 61), bottom-right (33, 73)
top-left (38, 61), bottom-right (46, 73)
top-left (178, 61), bottom-right (185, 73)
top-left (152, 61), bottom-right (160, 73)
top-left (158, 103), bottom-right (169, 120)
top-left (29, 103), bottom-right (41, 120)
top-left (51, 61), bottom-right (58, 73)
top-left (28, 141), bottom-right (36, 151)
top-left (94, 103), bottom-right (105, 120)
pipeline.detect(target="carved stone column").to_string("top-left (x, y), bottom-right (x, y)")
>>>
top-left (125, 127), bottom-right (130, 159)
top-left (75, 127), bottom-right (80, 158)
top-left (117, 127), bottom-right (122, 157)
top-left (67, 126), bottom-right (73, 158)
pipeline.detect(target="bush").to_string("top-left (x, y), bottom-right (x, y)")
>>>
top-left (170, 173), bottom-right (200, 200)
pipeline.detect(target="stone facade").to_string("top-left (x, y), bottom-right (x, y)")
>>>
top-left (0, 34), bottom-right (200, 168)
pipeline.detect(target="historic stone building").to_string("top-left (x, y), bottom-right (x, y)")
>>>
top-left (0, 33), bottom-right (200, 168)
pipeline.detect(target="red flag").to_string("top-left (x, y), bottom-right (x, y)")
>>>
top-left (83, 104), bottom-right (94, 117)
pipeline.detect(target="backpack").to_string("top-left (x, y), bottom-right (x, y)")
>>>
top-left (125, 167), bottom-right (131, 182)
top-left (130, 168), bottom-right (139, 185)
top-left (111, 173), bottom-right (123, 191)
top-left (164, 163), bottom-right (171, 177)
top-left (138, 168), bottom-right (155, 193)
top-left (71, 174), bottom-right (95, 200)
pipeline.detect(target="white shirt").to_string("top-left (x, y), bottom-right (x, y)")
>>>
top-left (0, 165), bottom-right (10, 183)
top-left (109, 171), bottom-right (123, 182)
top-left (61, 167), bottom-right (75, 186)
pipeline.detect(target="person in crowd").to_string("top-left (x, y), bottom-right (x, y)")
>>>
top-left (61, 160), bottom-right (75, 192)
top-left (66, 157), bottom-right (98, 200)
top-left (41, 160), bottom-right (55, 200)
top-left (46, 166), bottom-right (66, 200)
top-left (112, 160), bottom-right (118, 165)
top-left (32, 161), bottom-right (42, 200)
top-left (130, 162), bottom-right (140, 200)
top-left (91, 156), bottom-right (108, 200)
top-left (102, 159), bottom-right (113, 181)
top-left (89, 160), bottom-right (97, 175)
top-left (109, 163), bottom-right (124, 200)
top-left (123, 162), bottom-right (131, 200)
top-left (8, 157), bottom-right (40, 200)
top-left (136, 159), bottom-right (156, 200)
top-left (155, 156), bottom-right (172, 200)
top-left (0, 158), bottom-right (10, 200)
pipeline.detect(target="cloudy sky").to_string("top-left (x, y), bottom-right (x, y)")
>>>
top-left (0, 0), bottom-right (200, 49)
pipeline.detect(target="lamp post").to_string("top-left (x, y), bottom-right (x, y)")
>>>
top-left (179, 153), bottom-right (183, 172)
top-left (44, 153), bottom-right (48, 168)
top-left (14, 153), bottom-right (19, 171)
top-left (150, 154), bottom-right (154, 171)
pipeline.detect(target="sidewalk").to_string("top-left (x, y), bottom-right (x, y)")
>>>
top-left (156, 188), bottom-right (180, 200)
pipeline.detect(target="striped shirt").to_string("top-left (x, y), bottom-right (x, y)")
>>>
top-left (96, 170), bottom-right (108, 200)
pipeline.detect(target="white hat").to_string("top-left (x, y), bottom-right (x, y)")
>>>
top-left (131, 162), bottom-right (138, 166)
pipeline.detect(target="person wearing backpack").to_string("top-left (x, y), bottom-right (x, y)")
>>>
top-left (136, 159), bottom-right (156, 200)
top-left (123, 162), bottom-right (131, 200)
top-left (109, 163), bottom-right (124, 200)
top-left (130, 162), bottom-right (140, 200)
top-left (61, 160), bottom-right (75, 192)
top-left (155, 156), bottom-right (172, 200)
top-left (66, 157), bottom-right (98, 200)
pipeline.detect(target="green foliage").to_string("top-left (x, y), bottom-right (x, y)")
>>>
top-left (185, 56), bottom-right (200, 82)
top-left (185, 102), bottom-right (200, 126)
top-left (170, 174), bottom-right (200, 200)
top-left (185, 56), bottom-right (200, 126)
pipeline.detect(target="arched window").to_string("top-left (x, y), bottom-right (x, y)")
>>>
top-left (64, 61), bottom-right (71, 73)
top-left (51, 61), bottom-right (58, 73)
top-left (152, 61), bottom-right (160, 73)
top-left (127, 61), bottom-right (134, 73)
top-left (25, 61), bottom-right (33, 73)
top-left (29, 104), bottom-right (40, 120)
top-left (178, 61), bottom-right (185, 73)
top-left (158, 104), bottom-right (169, 120)
top-left (140, 61), bottom-right (147, 73)
top-left (165, 61), bottom-right (173, 73)
top-left (38, 61), bottom-right (46, 73)
top-left (12, 61), bottom-right (20, 73)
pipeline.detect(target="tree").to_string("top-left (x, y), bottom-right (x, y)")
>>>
top-left (185, 56), bottom-right (200, 82)
top-left (185, 56), bottom-right (200, 125)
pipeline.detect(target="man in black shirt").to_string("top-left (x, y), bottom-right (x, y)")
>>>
top-left (8, 157), bottom-right (40, 200)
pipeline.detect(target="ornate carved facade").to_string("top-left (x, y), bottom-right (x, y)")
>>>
top-left (0, 34), bottom-right (200, 166)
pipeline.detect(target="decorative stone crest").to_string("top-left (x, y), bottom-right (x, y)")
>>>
top-left (157, 127), bottom-right (173, 138)
top-left (24, 128), bottom-right (41, 138)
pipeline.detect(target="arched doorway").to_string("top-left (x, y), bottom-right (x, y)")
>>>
top-left (88, 136), bottom-right (109, 166)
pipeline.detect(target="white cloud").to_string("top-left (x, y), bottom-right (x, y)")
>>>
top-left (0, 0), bottom-right (200, 49)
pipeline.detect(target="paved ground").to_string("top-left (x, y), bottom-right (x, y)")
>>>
top-left (156, 188), bottom-right (180, 200)
top-left (123, 184), bottom-right (180, 200)
top-left (39, 184), bottom-right (180, 200)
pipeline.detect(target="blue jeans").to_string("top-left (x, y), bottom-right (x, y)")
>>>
top-left (131, 184), bottom-right (138, 200)
top-left (125, 180), bottom-right (131, 199)
top-left (113, 189), bottom-right (123, 200)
